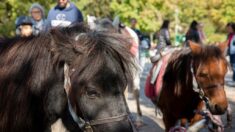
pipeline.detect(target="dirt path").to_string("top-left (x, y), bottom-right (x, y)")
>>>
top-left (127, 63), bottom-right (235, 132)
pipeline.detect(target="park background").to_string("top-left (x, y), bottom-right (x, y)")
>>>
top-left (0, 0), bottom-right (235, 45)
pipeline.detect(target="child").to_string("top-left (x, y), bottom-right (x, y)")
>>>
top-left (15, 16), bottom-right (34, 37)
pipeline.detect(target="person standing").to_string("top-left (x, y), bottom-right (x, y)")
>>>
top-left (227, 22), bottom-right (235, 86)
top-left (130, 18), bottom-right (149, 69)
top-left (185, 20), bottom-right (201, 46)
top-left (47, 0), bottom-right (83, 28)
top-left (130, 18), bottom-right (143, 42)
top-left (29, 3), bottom-right (46, 35)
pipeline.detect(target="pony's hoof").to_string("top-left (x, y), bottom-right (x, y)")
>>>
top-left (134, 120), bottom-right (144, 129)
top-left (224, 123), bottom-right (232, 129)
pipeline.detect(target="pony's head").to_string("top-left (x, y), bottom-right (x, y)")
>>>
top-left (189, 41), bottom-right (228, 114)
top-left (51, 25), bottom-right (135, 131)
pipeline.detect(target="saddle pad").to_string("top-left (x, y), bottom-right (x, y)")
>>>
top-left (145, 53), bottom-right (171, 101)
top-left (154, 53), bottom-right (171, 98)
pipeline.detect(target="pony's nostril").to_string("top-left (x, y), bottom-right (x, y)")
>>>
top-left (215, 104), bottom-right (226, 114)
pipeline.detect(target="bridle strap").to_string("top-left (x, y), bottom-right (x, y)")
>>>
top-left (64, 63), bottom-right (87, 129)
top-left (68, 99), bottom-right (86, 128)
top-left (190, 62), bottom-right (209, 106)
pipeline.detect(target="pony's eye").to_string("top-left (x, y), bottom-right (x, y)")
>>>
top-left (86, 89), bottom-right (100, 98)
top-left (198, 72), bottom-right (208, 78)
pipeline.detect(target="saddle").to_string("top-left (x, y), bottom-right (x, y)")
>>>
top-left (145, 48), bottom-right (174, 101)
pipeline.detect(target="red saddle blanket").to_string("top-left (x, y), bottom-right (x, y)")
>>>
top-left (145, 53), bottom-right (171, 101)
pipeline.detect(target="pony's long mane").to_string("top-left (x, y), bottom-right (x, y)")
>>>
top-left (0, 26), bottom-right (88, 131)
top-left (163, 46), bottom-right (226, 96)
top-left (0, 33), bottom-right (57, 131)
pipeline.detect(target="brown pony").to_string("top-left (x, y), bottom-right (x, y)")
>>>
top-left (152, 41), bottom-right (228, 131)
top-left (0, 24), bottom-right (136, 132)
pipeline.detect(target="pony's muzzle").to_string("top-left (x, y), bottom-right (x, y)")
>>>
top-left (214, 104), bottom-right (227, 114)
top-left (209, 103), bottom-right (227, 115)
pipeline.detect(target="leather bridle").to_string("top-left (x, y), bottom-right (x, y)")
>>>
top-left (191, 61), bottom-right (210, 107)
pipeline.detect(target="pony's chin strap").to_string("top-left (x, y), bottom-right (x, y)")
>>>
top-left (68, 99), bottom-right (86, 128)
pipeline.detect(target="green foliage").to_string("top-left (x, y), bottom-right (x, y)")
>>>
top-left (0, 0), bottom-right (234, 43)
top-left (0, 0), bottom-right (53, 36)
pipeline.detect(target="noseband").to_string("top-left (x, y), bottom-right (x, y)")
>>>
top-left (64, 63), bottom-right (136, 132)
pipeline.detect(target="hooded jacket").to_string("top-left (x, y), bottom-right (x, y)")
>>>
top-left (47, 2), bottom-right (83, 28)
top-left (29, 3), bottom-right (47, 34)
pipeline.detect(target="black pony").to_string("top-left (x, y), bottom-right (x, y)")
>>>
top-left (0, 24), bottom-right (136, 132)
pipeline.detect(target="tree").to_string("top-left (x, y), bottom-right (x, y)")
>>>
top-left (0, 0), bottom-right (234, 43)
top-left (0, 0), bottom-right (55, 36)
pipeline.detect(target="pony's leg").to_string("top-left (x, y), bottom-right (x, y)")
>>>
top-left (190, 101), bottom-right (205, 125)
top-left (134, 89), bottom-right (142, 117)
top-left (162, 114), bottom-right (177, 131)
top-left (155, 106), bottom-right (163, 119)
top-left (132, 69), bottom-right (143, 127)
top-left (133, 88), bottom-right (143, 128)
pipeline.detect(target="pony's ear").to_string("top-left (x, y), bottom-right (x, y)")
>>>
top-left (189, 41), bottom-right (202, 55)
top-left (217, 41), bottom-right (228, 53)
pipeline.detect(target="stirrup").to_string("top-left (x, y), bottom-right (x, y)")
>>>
top-left (150, 54), bottom-right (161, 63)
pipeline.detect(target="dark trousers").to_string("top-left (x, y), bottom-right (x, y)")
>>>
top-left (230, 54), bottom-right (235, 81)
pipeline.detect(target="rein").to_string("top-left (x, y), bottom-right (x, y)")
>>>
top-left (64, 63), bottom-right (136, 132)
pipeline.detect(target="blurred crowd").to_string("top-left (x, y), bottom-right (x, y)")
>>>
top-left (15, 0), bottom-right (83, 37)
top-left (15, 0), bottom-right (235, 86)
